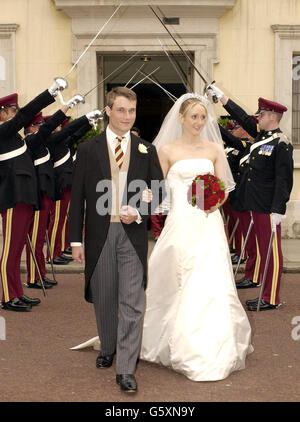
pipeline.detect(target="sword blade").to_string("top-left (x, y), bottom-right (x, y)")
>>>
top-left (158, 38), bottom-right (189, 91)
top-left (131, 66), bottom-right (160, 89)
top-left (228, 218), bottom-right (240, 246)
top-left (84, 50), bottom-right (141, 97)
top-left (137, 70), bottom-right (177, 102)
top-left (26, 234), bottom-right (46, 297)
top-left (64, 4), bottom-right (123, 79)
top-left (234, 216), bottom-right (254, 278)
top-left (149, 5), bottom-right (207, 84)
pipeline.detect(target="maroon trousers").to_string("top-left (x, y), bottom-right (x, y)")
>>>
top-left (236, 210), bottom-right (261, 283)
top-left (150, 214), bottom-right (167, 240)
top-left (26, 192), bottom-right (54, 284)
top-left (251, 211), bottom-right (283, 306)
top-left (47, 188), bottom-right (71, 260)
top-left (222, 200), bottom-right (242, 255)
top-left (0, 203), bottom-right (34, 303)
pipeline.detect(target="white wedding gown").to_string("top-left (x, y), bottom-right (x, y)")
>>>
top-left (140, 158), bottom-right (253, 382)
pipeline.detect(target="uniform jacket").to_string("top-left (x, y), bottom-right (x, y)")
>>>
top-left (0, 90), bottom-right (55, 212)
top-left (223, 99), bottom-right (294, 214)
top-left (26, 109), bottom-right (67, 202)
top-left (46, 116), bottom-right (91, 200)
top-left (69, 131), bottom-right (165, 303)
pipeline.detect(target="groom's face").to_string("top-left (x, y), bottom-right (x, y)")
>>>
top-left (106, 95), bottom-right (136, 136)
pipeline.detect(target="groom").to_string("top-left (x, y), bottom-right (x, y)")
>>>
top-left (69, 86), bottom-right (165, 393)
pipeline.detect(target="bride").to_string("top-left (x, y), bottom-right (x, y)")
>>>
top-left (140, 93), bottom-right (253, 382)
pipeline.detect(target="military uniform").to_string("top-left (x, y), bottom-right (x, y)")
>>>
top-left (45, 116), bottom-right (92, 263)
top-left (219, 124), bottom-right (261, 285)
top-left (223, 97), bottom-right (293, 308)
top-left (0, 90), bottom-right (55, 308)
top-left (25, 110), bottom-right (68, 288)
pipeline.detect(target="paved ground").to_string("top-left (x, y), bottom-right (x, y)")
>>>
top-left (0, 270), bottom-right (299, 404)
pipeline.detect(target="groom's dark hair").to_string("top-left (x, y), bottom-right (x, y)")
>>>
top-left (106, 86), bottom-right (137, 109)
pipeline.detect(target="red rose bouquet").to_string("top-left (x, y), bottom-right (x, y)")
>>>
top-left (187, 173), bottom-right (225, 211)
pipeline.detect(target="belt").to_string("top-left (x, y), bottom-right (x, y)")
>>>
top-left (34, 148), bottom-right (50, 166)
top-left (0, 141), bottom-right (27, 161)
top-left (53, 150), bottom-right (70, 168)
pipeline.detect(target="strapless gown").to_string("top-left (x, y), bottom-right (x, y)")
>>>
top-left (140, 158), bottom-right (253, 381)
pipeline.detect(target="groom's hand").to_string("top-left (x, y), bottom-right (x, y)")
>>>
top-left (120, 205), bottom-right (139, 225)
top-left (72, 245), bottom-right (85, 263)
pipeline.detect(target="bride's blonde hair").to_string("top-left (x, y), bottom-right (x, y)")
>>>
top-left (179, 98), bottom-right (208, 117)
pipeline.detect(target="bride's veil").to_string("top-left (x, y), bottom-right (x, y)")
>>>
top-left (153, 93), bottom-right (236, 193)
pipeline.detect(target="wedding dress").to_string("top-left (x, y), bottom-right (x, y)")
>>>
top-left (140, 158), bottom-right (253, 382)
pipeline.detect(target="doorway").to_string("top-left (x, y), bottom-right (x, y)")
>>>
top-left (101, 52), bottom-right (193, 142)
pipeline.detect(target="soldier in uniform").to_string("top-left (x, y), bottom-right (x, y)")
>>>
top-left (208, 85), bottom-right (294, 311)
top-left (45, 113), bottom-right (97, 265)
top-left (219, 120), bottom-right (262, 288)
top-left (24, 106), bottom-right (70, 289)
top-left (0, 80), bottom-right (66, 311)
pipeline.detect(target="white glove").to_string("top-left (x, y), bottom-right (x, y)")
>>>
top-left (66, 94), bottom-right (85, 109)
top-left (142, 188), bottom-right (153, 203)
top-left (206, 84), bottom-right (224, 100)
top-left (85, 110), bottom-right (103, 122)
top-left (271, 213), bottom-right (285, 229)
top-left (48, 77), bottom-right (68, 97)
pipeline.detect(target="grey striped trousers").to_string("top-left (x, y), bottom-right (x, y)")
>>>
top-left (90, 222), bottom-right (145, 374)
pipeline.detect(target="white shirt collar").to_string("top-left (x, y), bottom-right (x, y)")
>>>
top-left (106, 126), bottom-right (130, 145)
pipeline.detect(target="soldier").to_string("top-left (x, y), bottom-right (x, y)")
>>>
top-left (24, 105), bottom-right (70, 289)
top-left (219, 120), bottom-right (261, 287)
top-left (208, 85), bottom-right (294, 311)
top-left (45, 113), bottom-right (98, 265)
top-left (0, 80), bottom-right (66, 311)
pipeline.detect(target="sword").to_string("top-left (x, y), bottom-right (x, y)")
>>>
top-left (64, 4), bottom-right (123, 79)
top-left (234, 213), bottom-right (254, 277)
top-left (84, 50), bottom-right (141, 98)
top-left (45, 230), bottom-right (57, 284)
top-left (137, 70), bottom-right (177, 102)
top-left (54, 4), bottom-right (123, 105)
top-left (257, 227), bottom-right (276, 312)
top-left (124, 64), bottom-right (146, 87)
top-left (149, 5), bottom-right (218, 103)
top-left (157, 38), bottom-right (189, 91)
top-left (131, 66), bottom-right (161, 90)
top-left (228, 218), bottom-right (240, 247)
top-left (26, 234), bottom-right (46, 297)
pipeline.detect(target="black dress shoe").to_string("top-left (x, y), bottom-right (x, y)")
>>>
top-left (247, 299), bottom-right (280, 311)
top-left (43, 277), bottom-right (57, 286)
top-left (27, 280), bottom-right (53, 289)
top-left (1, 298), bottom-right (32, 312)
top-left (236, 277), bottom-right (258, 289)
top-left (96, 353), bottom-right (115, 368)
top-left (231, 254), bottom-right (247, 265)
top-left (19, 295), bottom-right (41, 306)
top-left (116, 374), bottom-right (137, 393)
top-left (61, 254), bottom-right (73, 261)
top-left (62, 247), bottom-right (72, 256)
top-left (51, 256), bottom-right (70, 265)
top-left (246, 297), bottom-right (259, 306)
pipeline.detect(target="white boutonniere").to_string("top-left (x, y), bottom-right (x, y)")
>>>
top-left (138, 143), bottom-right (148, 154)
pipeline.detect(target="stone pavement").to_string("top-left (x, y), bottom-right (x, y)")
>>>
top-left (14, 233), bottom-right (300, 274)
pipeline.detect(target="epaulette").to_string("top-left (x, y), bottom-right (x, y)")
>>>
top-left (278, 133), bottom-right (291, 144)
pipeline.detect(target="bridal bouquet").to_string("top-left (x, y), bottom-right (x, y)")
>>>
top-left (187, 173), bottom-right (225, 211)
